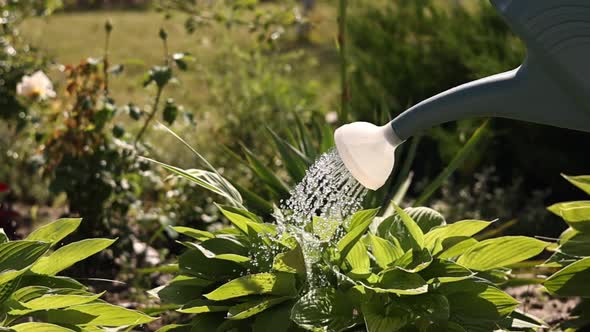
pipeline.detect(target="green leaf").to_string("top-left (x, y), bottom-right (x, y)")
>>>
top-left (563, 174), bottom-right (590, 195)
top-left (362, 296), bottom-right (410, 332)
top-left (241, 144), bottom-right (290, 198)
top-left (391, 203), bottom-right (424, 249)
top-left (171, 226), bottom-right (215, 241)
top-left (253, 302), bottom-right (293, 332)
top-left (401, 293), bottom-right (450, 321)
top-left (337, 209), bottom-right (378, 263)
top-left (204, 273), bottom-right (296, 301)
top-left (346, 240), bottom-right (371, 278)
top-left (369, 268), bottom-right (428, 295)
top-left (267, 128), bottom-right (310, 182)
top-left (291, 288), bottom-right (355, 332)
top-left (456, 236), bottom-right (548, 271)
top-left (419, 260), bottom-right (473, 283)
top-left (61, 302), bottom-right (155, 326)
top-left (405, 207), bottom-right (446, 233)
top-left (217, 205), bottom-right (257, 236)
top-left (440, 280), bottom-right (519, 319)
top-left (228, 296), bottom-right (291, 320)
top-left (273, 243), bottom-right (306, 276)
top-left (31, 238), bottom-right (116, 275)
top-left (347, 208), bottom-right (379, 231)
top-left (177, 299), bottom-right (231, 314)
top-left (438, 238), bottom-right (479, 260)
top-left (424, 219), bottom-right (491, 253)
top-left (312, 216), bottom-right (340, 242)
top-left (545, 256), bottom-right (590, 296)
top-left (149, 275), bottom-right (210, 304)
top-left (547, 201), bottom-right (590, 232)
top-left (559, 232), bottom-right (590, 257)
top-left (0, 241), bottom-right (50, 275)
top-left (26, 218), bottom-right (81, 245)
top-left (179, 248), bottom-right (244, 280)
top-left (11, 322), bottom-right (76, 332)
top-left (367, 234), bottom-right (404, 269)
top-left (10, 292), bottom-right (104, 315)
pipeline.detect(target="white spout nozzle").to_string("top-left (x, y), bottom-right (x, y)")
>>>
top-left (334, 122), bottom-right (403, 190)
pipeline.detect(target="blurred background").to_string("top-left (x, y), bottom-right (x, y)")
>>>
top-left (2, 0), bottom-right (590, 320)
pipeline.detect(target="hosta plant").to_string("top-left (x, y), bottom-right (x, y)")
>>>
top-left (149, 145), bottom-right (550, 332)
top-left (0, 218), bottom-right (155, 330)
top-left (541, 174), bottom-right (590, 329)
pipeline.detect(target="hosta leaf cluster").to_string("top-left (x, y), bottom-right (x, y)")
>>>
top-left (0, 218), bottom-right (155, 330)
top-left (154, 202), bottom-right (548, 332)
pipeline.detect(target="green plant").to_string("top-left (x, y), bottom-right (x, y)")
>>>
top-left (541, 174), bottom-right (590, 330)
top-left (0, 218), bottom-right (155, 330)
top-left (148, 135), bottom-right (549, 332)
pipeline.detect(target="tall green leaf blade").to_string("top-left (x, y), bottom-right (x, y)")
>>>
top-left (415, 120), bottom-right (489, 205)
top-left (26, 218), bottom-right (81, 245)
top-left (241, 145), bottom-right (291, 198)
top-left (204, 273), bottom-right (296, 301)
top-left (456, 236), bottom-right (548, 271)
top-left (30, 238), bottom-right (116, 275)
top-left (267, 128), bottom-right (309, 182)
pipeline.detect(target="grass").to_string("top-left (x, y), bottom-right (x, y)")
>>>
top-left (20, 8), bottom-right (340, 164)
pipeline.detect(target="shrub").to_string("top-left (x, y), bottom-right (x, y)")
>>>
top-left (148, 140), bottom-right (549, 331)
top-left (0, 218), bottom-right (155, 330)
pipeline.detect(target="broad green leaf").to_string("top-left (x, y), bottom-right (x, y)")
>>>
top-left (204, 273), bottom-right (296, 301)
top-left (362, 296), bottom-right (410, 332)
top-left (179, 248), bottom-right (244, 280)
top-left (401, 293), bottom-right (450, 321)
top-left (559, 232), bottom-right (590, 257)
top-left (217, 205), bottom-right (252, 235)
top-left (371, 268), bottom-right (428, 295)
top-left (347, 208), bottom-right (379, 231)
top-left (291, 288), bottom-right (355, 332)
top-left (424, 219), bottom-right (491, 252)
top-left (201, 237), bottom-right (248, 256)
top-left (440, 280), bottom-right (519, 319)
top-left (563, 174), bottom-right (590, 195)
top-left (394, 248), bottom-right (433, 272)
top-left (0, 240), bottom-right (50, 273)
top-left (19, 274), bottom-right (85, 290)
top-left (171, 226), bottom-right (215, 241)
top-left (338, 209), bottom-right (378, 263)
top-left (155, 324), bottom-right (192, 332)
top-left (178, 299), bottom-right (231, 314)
top-left (0, 277), bottom-right (19, 303)
top-left (419, 260), bottom-right (473, 283)
top-left (228, 296), bottom-right (291, 320)
top-left (346, 240), bottom-right (371, 278)
top-left (547, 201), bottom-right (590, 232)
top-left (367, 234), bottom-right (403, 269)
top-left (10, 292), bottom-right (104, 315)
top-left (64, 302), bottom-right (155, 326)
top-left (456, 236), bottom-right (548, 271)
top-left (26, 218), bottom-right (81, 245)
top-left (545, 256), bottom-right (590, 296)
top-left (273, 243), bottom-right (306, 276)
top-left (31, 238), bottom-right (116, 275)
top-left (405, 207), bottom-right (446, 233)
top-left (253, 302), bottom-right (293, 332)
top-left (438, 238), bottom-right (479, 259)
top-left (392, 203), bottom-right (424, 249)
top-left (11, 322), bottom-right (75, 332)
top-left (149, 275), bottom-right (210, 304)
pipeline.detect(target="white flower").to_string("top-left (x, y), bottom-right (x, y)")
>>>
top-left (325, 111), bottom-right (338, 124)
top-left (16, 70), bottom-right (56, 100)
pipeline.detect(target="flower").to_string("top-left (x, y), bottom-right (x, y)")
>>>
top-left (16, 71), bottom-right (56, 100)
top-left (325, 111), bottom-right (338, 124)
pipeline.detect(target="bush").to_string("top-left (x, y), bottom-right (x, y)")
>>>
top-left (0, 218), bottom-right (155, 330)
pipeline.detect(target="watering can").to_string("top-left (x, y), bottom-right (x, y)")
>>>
top-left (335, 0), bottom-right (590, 190)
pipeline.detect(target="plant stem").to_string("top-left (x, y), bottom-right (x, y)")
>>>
top-left (103, 25), bottom-right (111, 94)
top-left (134, 86), bottom-right (163, 145)
top-left (338, 0), bottom-right (349, 124)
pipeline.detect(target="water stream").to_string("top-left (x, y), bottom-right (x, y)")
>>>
top-left (277, 148), bottom-right (367, 285)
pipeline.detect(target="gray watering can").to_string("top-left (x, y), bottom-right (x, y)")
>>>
top-left (335, 0), bottom-right (590, 190)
